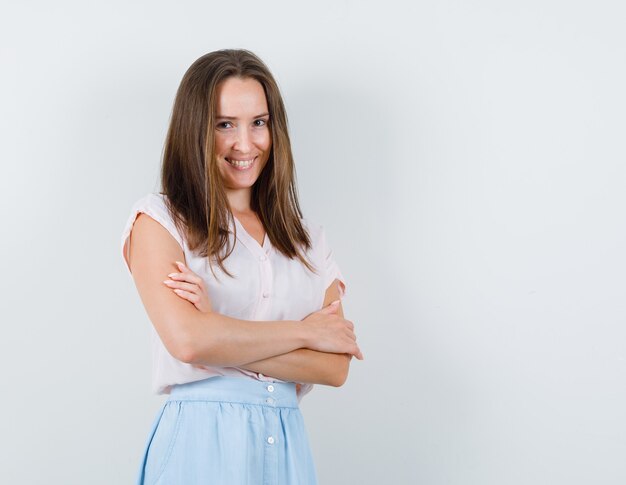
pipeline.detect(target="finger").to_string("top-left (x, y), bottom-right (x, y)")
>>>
top-left (319, 300), bottom-right (340, 314)
top-left (176, 261), bottom-right (195, 275)
top-left (351, 344), bottom-right (364, 360)
top-left (343, 325), bottom-right (357, 338)
top-left (173, 288), bottom-right (200, 303)
top-left (318, 305), bottom-right (338, 315)
top-left (168, 270), bottom-right (204, 287)
top-left (316, 306), bottom-right (334, 315)
top-left (164, 280), bottom-right (201, 294)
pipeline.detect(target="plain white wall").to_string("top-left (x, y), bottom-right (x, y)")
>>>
top-left (1, 1), bottom-right (625, 483)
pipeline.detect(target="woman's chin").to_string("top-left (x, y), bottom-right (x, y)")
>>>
top-left (222, 174), bottom-right (260, 191)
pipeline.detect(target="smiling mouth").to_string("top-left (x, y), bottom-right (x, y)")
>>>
top-left (226, 157), bottom-right (255, 169)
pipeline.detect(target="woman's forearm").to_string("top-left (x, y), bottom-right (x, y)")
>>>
top-left (239, 349), bottom-right (352, 387)
top-left (178, 311), bottom-right (311, 367)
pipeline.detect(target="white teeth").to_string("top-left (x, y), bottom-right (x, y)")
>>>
top-left (227, 158), bottom-right (254, 168)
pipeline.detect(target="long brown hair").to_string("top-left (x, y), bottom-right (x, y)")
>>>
top-left (160, 49), bottom-right (314, 277)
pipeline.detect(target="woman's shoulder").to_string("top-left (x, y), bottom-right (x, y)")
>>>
top-left (123, 192), bottom-right (185, 247)
top-left (128, 192), bottom-right (177, 222)
top-left (298, 217), bottom-right (331, 251)
top-left (299, 216), bottom-right (346, 295)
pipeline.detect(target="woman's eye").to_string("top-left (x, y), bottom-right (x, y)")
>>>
top-left (217, 122), bottom-right (233, 129)
top-left (254, 119), bottom-right (268, 127)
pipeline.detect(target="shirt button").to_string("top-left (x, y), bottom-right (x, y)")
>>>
top-left (267, 436), bottom-right (275, 445)
top-left (267, 385), bottom-right (275, 392)
top-left (262, 292), bottom-right (270, 298)
top-left (266, 397), bottom-right (275, 405)
top-left (259, 255), bottom-right (267, 262)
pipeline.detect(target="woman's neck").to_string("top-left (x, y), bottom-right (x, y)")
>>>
top-left (226, 188), bottom-right (254, 215)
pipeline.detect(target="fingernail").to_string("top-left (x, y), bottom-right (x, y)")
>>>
top-left (168, 273), bottom-right (177, 278)
top-left (331, 299), bottom-right (340, 305)
top-left (163, 280), bottom-right (174, 285)
top-left (176, 261), bottom-right (185, 267)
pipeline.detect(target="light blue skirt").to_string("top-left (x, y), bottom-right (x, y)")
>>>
top-left (136, 376), bottom-right (318, 485)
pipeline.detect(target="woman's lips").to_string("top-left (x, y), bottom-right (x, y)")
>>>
top-left (226, 157), bottom-right (256, 170)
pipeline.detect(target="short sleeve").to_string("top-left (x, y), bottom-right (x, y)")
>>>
top-left (121, 193), bottom-right (185, 275)
top-left (320, 225), bottom-right (347, 299)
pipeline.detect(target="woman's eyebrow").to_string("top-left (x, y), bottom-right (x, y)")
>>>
top-left (216, 112), bottom-right (270, 120)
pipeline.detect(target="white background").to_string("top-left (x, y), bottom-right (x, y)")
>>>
top-left (1, 1), bottom-right (625, 484)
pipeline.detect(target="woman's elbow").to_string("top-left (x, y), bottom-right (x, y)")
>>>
top-left (329, 372), bottom-right (348, 387)
top-left (328, 355), bottom-right (351, 387)
top-left (162, 333), bottom-right (197, 364)
top-left (162, 312), bottom-right (233, 366)
top-left (160, 320), bottom-right (209, 365)
top-left (172, 343), bottom-right (198, 365)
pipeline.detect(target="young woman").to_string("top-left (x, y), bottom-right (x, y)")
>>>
top-left (121, 49), bottom-right (363, 484)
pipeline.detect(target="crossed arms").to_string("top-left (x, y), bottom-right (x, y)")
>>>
top-left (125, 213), bottom-right (361, 387)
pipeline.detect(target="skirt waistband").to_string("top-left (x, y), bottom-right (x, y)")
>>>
top-left (167, 376), bottom-right (299, 409)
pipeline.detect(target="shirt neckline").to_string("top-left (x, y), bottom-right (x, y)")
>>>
top-left (232, 215), bottom-right (271, 257)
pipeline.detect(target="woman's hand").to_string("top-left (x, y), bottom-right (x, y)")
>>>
top-left (301, 301), bottom-right (364, 360)
top-left (163, 261), bottom-right (212, 313)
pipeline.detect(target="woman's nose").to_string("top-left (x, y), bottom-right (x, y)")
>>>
top-left (233, 127), bottom-right (252, 153)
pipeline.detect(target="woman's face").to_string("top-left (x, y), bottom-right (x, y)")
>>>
top-left (214, 76), bottom-right (272, 194)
